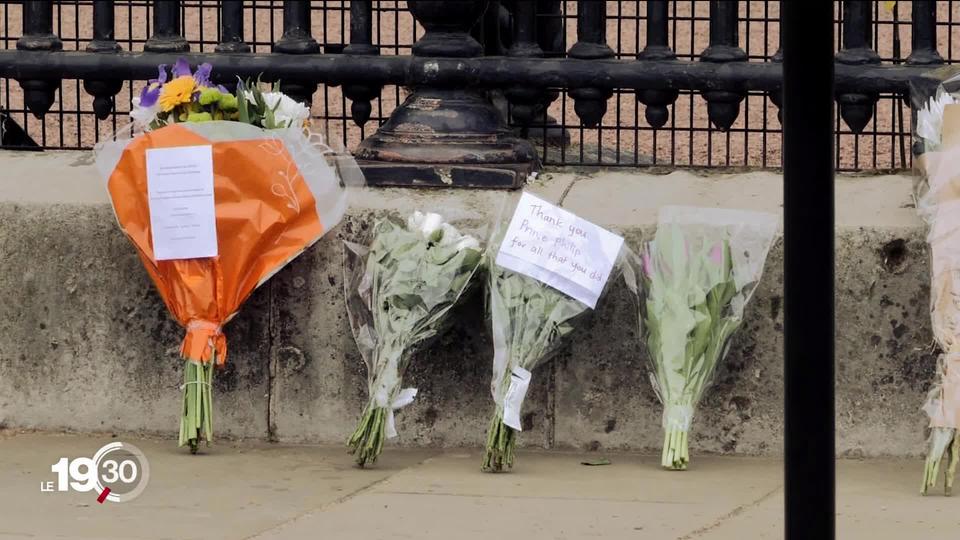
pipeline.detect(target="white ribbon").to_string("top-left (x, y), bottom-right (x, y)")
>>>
top-left (383, 387), bottom-right (418, 439)
top-left (502, 367), bottom-right (532, 431)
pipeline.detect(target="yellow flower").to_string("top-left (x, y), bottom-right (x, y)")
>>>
top-left (158, 76), bottom-right (196, 112)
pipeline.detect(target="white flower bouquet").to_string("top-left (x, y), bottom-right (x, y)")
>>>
top-left (344, 212), bottom-right (484, 467)
top-left (911, 70), bottom-right (960, 494)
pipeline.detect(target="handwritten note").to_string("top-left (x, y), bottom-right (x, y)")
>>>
top-left (496, 192), bottom-right (624, 308)
top-left (146, 145), bottom-right (218, 261)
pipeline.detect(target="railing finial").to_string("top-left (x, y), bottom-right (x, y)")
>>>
top-left (835, 0), bottom-right (881, 134)
top-left (700, 0), bottom-right (747, 131)
top-left (273, 0), bottom-right (320, 105)
top-left (637, 0), bottom-right (679, 129)
top-left (343, 0), bottom-right (381, 127)
top-left (16, 0), bottom-right (62, 118)
top-left (568, 0), bottom-right (614, 128)
top-left (84, 0), bottom-right (123, 120)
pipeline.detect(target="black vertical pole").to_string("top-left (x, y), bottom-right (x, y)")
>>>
top-left (783, 1), bottom-right (834, 540)
top-left (907, 0), bottom-right (943, 65)
top-left (84, 0), bottom-right (122, 120)
top-left (216, 0), bottom-right (250, 53)
top-left (343, 0), bottom-right (380, 127)
top-left (637, 0), bottom-right (677, 128)
top-left (568, 0), bottom-right (613, 128)
top-left (145, 0), bottom-right (188, 53)
top-left (16, 0), bottom-right (61, 117)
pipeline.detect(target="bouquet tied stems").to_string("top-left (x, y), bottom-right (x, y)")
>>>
top-left (662, 403), bottom-right (693, 470)
top-left (348, 403), bottom-right (387, 468)
top-left (178, 354), bottom-right (215, 454)
top-left (482, 411), bottom-right (517, 473)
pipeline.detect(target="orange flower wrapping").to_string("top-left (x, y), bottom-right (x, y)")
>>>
top-left (106, 123), bottom-right (324, 365)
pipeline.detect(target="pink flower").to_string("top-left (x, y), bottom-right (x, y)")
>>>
top-left (641, 247), bottom-right (653, 276)
top-left (708, 243), bottom-right (724, 266)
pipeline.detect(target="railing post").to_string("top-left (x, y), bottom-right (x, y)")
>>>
top-left (214, 0), bottom-right (250, 92)
top-left (636, 0), bottom-right (679, 128)
top-left (216, 0), bottom-right (251, 54)
top-left (537, 0), bottom-right (564, 57)
top-left (700, 0), bottom-right (747, 130)
top-left (16, 0), bottom-right (62, 117)
top-left (83, 0), bottom-right (123, 120)
top-left (769, 0), bottom-right (783, 124)
top-left (504, 0), bottom-right (547, 128)
top-left (145, 0), bottom-right (189, 53)
top-left (531, 0), bottom-right (568, 146)
top-left (835, 1), bottom-right (880, 133)
top-left (354, 0), bottom-right (540, 188)
top-left (272, 0), bottom-right (319, 104)
top-left (567, 0), bottom-right (614, 127)
top-left (907, 0), bottom-right (943, 66)
top-left (343, 0), bottom-right (381, 127)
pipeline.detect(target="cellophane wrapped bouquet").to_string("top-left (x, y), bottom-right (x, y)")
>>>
top-left (481, 195), bottom-right (624, 472)
top-left (344, 212), bottom-right (484, 467)
top-left (481, 263), bottom-right (591, 472)
top-left (911, 68), bottom-right (960, 494)
top-left (624, 206), bottom-right (777, 470)
top-left (95, 59), bottom-right (359, 452)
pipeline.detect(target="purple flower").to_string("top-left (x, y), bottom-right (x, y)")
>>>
top-left (172, 58), bottom-right (192, 78)
top-left (137, 64), bottom-right (168, 108)
top-left (193, 63), bottom-right (213, 88)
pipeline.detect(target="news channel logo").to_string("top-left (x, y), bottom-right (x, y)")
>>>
top-left (41, 442), bottom-right (150, 504)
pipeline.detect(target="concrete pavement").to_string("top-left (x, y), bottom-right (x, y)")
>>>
top-left (1, 431), bottom-right (957, 539)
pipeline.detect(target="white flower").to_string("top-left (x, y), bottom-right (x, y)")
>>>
top-left (438, 223), bottom-right (461, 247)
top-left (438, 222), bottom-right (480, 251)
top-left (406, 211), bottom-right (423, 231)
top-left (918, 89), bottom-right (958, 148)
top-left (129, 96), bottom-right (159, 130)
top-left (454, 235), bottom-right (480, 252)
top-left (407, 211), bottom-right (444, 237)
top-left (260, 91), bottom-right (311, 128)
top-left (407, 211), bottom-right (479, 251)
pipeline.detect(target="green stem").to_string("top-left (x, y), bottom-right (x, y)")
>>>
top-left (661, 427), bottom-right (689, 471)
top-left (178, 355), bottom-right (215, 454)
top-left (481, 412), bottom-right (517, 473)
top-left (348, 403), bottom-right (387, 468)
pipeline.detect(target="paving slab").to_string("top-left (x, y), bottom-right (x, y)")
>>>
top-left (3, 432), bottom-right (959, 539)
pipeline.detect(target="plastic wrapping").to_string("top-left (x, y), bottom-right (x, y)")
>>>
top-left (910, 68), bottom-right (960, 494)
top-left (482, 197), bottom-right (624, 472)
top-left (624, 205), bottom-right (777, 470)
top-left (96, 121), bottom-right (357, 364)
top-left (344, 211), bottom-right (484, 467)
top-left (95, 121), bottom-right (359, 450)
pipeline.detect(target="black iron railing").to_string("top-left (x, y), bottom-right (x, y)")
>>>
top-left (0, 1), bottom-right (948, 186)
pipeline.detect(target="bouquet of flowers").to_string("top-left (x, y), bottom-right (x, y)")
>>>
top-left (344, 211), bottom-right (483, 467)
top-left (911, 70), bottom-right (960, 494)
top-left (624, 206), bottom-right (777, 470)
top-left (95, 59), bottom-right (357, 452)
top-left (481, 193), bottom-right (624, 472)
top-left (481, 263), bottom-right (592, 472)
top-left (130, 59), bottom-right (310, 131)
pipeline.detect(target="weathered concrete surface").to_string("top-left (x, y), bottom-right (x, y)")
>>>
top-left (2, 432), bottom-right (956, 540)
top-left (0, 151), bottom-right (936, 458)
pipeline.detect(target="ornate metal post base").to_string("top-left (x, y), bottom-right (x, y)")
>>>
top-left (355, 0), bottom-right (540, 188)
